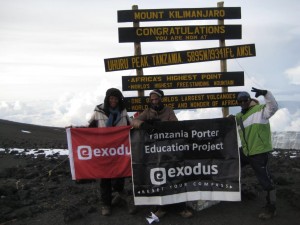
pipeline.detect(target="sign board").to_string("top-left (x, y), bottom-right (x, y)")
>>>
top-left (118, 7), bottom-right (241, 22)
top-left (122, 72), bottom-right (244, 91)
top-left (118, 25), bottom-right (242, 42)
top-left (104, 44), bottom-right (255, 72)
top-left (124, 92), bottom-right (240, 112)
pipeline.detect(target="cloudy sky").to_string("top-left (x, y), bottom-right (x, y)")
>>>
top-left (0, 0), bottom-right (300, 131)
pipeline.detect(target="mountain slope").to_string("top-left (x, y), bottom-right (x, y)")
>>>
top-left (0, 119), bottom-right (67, 148)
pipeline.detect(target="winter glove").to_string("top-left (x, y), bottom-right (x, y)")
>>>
top-left (145, 118), bottom-right (161, 125)
top-left (251, 87), bottom-right (267, 98)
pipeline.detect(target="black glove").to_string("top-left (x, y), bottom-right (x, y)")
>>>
top-left (251, 87), bottom-right (267, 98)
top-left (145, 118), bottom-right (161, 125)
top-left (140, 121), bottom-right (156, 133)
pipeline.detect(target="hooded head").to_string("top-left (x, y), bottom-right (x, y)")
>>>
top-left (104, 88), bottom-right (125, 111)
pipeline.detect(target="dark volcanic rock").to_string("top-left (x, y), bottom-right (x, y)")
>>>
top-left (0, 119), bottom-right (299, 225)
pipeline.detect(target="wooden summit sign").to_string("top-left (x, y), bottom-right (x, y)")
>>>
top-left (118, 25), bottom-right (242, 42)
top-left (122, 72), bottom-right (244, 91)
top-left (118, 7), bottom-right (241, 22)
top-left (104, 44), bottom-right (255, 72)
top-left (124, 92), bottom-right (239, 112)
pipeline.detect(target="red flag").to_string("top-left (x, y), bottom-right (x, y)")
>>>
top-left (66, 126), bottom-right (132, 180)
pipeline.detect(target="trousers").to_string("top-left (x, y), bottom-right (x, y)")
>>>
top-left (100, 178), bottom-right (125, 206)
top-left (240, 149), bottom-right (275, 191)
top-left (240, 149), bottom-right (276, 205)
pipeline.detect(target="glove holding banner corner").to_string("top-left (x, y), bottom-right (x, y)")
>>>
top-left (251, 87), bottom-right (268, 98)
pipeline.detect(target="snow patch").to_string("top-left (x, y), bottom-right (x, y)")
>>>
top-left (272, 131), bottom-right (300, 150)
top-left (21, 130), bottom-right (31, 133)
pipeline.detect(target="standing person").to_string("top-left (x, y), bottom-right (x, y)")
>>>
top-left (235, 87), bottom-right (278, 220)
top-left (132, 89), bottom-right (193, 219)
top-left (132, 89), bottom-right (178, 128)
top-left (88, 88), bottom-right (131, 216)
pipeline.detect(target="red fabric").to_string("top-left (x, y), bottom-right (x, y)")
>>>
top-left (133, 112), bottom-right (140, 118)
top-left (67, 126), bottom-right (132, 180)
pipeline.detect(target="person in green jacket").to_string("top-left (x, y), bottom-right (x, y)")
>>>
top-left (236, 87), bottom-right (278, 220)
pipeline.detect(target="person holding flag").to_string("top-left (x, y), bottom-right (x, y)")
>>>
top-left (88, 88), bottom-right (131, 216)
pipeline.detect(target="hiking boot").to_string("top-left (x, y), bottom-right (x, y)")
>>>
top-left (101, 206), bottom-right (111, 216)
top-left (179, 209), bottom-right (193, 218)
top-left (112, 192), bottom-right (126, 206)
top-left (128, 205), bottom-right (138, 215)
top-left (127, 195), bottom-right (138, 214)
top-left (154, 208), bottom-right (167, 218)
top-left (258, 205), bottom-right (276, 220)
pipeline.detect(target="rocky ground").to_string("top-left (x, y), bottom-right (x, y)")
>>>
top-left (0, 119), bottom-right (300, 225)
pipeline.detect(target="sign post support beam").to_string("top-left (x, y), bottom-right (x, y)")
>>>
top-left (132, 5), bottom-right (144, 101)
top-left (218, 1), bottom-right (229, 117)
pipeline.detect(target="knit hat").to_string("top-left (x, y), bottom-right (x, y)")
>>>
top-left (150, 89), bottom-right (164, 98)
top-left (237, 91), bottom-right (250, 101)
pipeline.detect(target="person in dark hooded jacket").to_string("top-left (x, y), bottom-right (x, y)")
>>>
top-left (88, 88), bottom-right (130, 128)
top-left (88, 88), bottom-right (131, 216)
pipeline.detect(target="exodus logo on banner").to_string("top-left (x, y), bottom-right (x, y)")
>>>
top-left (150, 163), bottom-right (218, 185)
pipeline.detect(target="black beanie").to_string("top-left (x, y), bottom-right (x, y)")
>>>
top-left (237, 91), bottom-right (250, 101)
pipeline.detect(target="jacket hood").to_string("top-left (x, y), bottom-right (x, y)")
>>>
top-left (94, 104), bottom-right (105, 113)
top-left (249, 98), bottom-right (259, 107)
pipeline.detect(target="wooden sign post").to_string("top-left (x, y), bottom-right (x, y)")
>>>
top-left (104, 3), bottom-right (255, 114)
top-left (218, 2), bottom-right (229, 117)
top-left (132, 5), bottom-right (144, 100)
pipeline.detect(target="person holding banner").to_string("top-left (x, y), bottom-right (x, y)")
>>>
top-left (235, 87), bottom-right (278, 220)
top-left (88, 88), bottom-right (131, 216)
top-left (132, 89), bottom-right (177, 130)
top-left (132, 89), bottom-right (193, 219)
